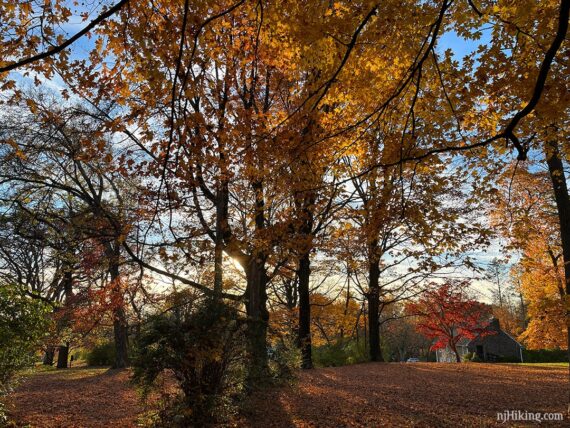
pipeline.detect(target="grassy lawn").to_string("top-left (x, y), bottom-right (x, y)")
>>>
top-left (506, 362), bottom-right (569, 368)
top-left (19, 361), bottom-right (100, 378)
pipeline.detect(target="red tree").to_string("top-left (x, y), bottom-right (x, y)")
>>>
top-left (407, 281), bottom-right (493, 362)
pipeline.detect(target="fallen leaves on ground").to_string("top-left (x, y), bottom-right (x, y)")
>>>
top-left (6, 363), bottom-right (568, 427)
top-left (6, 367), bottom-right (141, 428)
top-left (239, 363), bottom-right (568, 427)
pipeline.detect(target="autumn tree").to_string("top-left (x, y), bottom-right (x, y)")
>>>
top-left (340, 148), bottom-right (488, 362)
top-left (0, 96), bottom-right (143, 367)
top-left (55, 0), bottom-right (428, 379)
top-left (453, 0), bottom-right (570, 357)
top-left (493, 167), bottom-right (568, 348)
top-left (309, 288), bottom-right (364, 347)
top-left (0, 0), bottom-right (568, 388)
top-left (517, 242), bottom-right (568, 349)
top-left (407, 281), bottom-right (492, 362)
top-left (381, 304), bottom-right (432, 362)
top-left (0, 209), bottom-right (63, 365)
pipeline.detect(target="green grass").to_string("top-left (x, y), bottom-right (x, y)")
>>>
top-left (21, 364), bottom-right (109, 379)
top-left (506, 362), bottom-right (569, 368)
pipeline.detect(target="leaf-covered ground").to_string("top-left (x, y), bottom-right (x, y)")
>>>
top-left (6, 367), bottom-right (141, 427)
top-left (241, 363), bottom-right (568, 427)
top-left (6, 363), bottom-right (568, 427)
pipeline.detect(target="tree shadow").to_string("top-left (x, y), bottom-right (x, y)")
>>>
top-left (238, 362), bottom-right (568, 427)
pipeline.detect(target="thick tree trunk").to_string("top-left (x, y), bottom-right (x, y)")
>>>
top-left (56, 343), bottom-right (69, 369)
top-left (368, 256), bottom-right (384, 362)
top-left (108, 246), bottom-right (129, 369)
top-left (43, 346), bottom-right (55, 366)
top-left (244, 256), bottom-right (270, 385)
top-left (112, 304), bottom-right (129, 368)
top-left (243, 180), bottom-right (271, 384)
top-left (544, 141), bottom-right (570, 361)
top-left (293, 177), bottom-right (316, 370)
top-left (297, 252), bottom-right (313, 369)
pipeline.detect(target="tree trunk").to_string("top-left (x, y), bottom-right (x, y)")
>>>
top-left (544, 141), bottom-right (570, 361)
top-left (293, 175), bottom-right (316, 370)
top-left (108, 245), bottom-right (129, 369)
top-left (285, 277), bottom-right (298, 309)
top-left (112, 304), bottom-right (129, 368)
top-left (368, 256), bottom-right (384, 362)
top-left (55, 269), bottom-right (74, 369)
top-left (43, 346), bottom-right (55, 366)
top-left (297, 252), bottom-right (313, 369)
top-left (56, 343), bottom-right (69, 369)
top-left (213, 182), bottom-right (229, 298)
top-left (518, 288), bottom-right (528, 329)
top-left (244, 255), bottom-right (270, 385)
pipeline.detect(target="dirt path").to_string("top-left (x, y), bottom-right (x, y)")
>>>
top-left (6, 363), bottom-right (568, 427)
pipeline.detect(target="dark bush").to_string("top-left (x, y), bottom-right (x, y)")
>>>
top-left (522, 349), bottom-right (568, 363)
top-left (426, 351), bottom-right (437, 362)
top-left (86, 342), bottom-right (116, 366)
top-left (313, 340), bottom-right (368, 367)
top-left (268, 336), bottom-right (300, 382)
top-left (132, 296), bottom-right (245, 427)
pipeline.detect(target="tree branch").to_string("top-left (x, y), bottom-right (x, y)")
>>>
top-left (0, 0), bottom-right (130, 74)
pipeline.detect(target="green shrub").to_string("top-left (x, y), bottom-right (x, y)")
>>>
top-left (0, 284), bottom-right (51, 423)
top-left (522, 349), bottom-right (568, 363)
top-left (462, 352), bottom-right (474, 362)
top-left (132, 297), bottom-right (245, 427)
top-left (0, 285), bottom-right (51, 390)
top-left (313, 340), bottom-right (368, 367)
top-left (268, 336), bottom-right (301, 382)
top-left (86, 342), bottom-right (116, 366)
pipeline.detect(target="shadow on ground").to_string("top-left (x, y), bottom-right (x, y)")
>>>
top-left (240, 362), bottom-right (568, 427)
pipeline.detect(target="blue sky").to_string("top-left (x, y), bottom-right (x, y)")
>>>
top-left (438, 27), bottom-right (492, 62)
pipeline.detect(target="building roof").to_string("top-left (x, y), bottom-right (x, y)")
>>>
top-left (436, 317), bottom-right (524, 349)
top-left (465, 317), bottom-right (523, 348)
